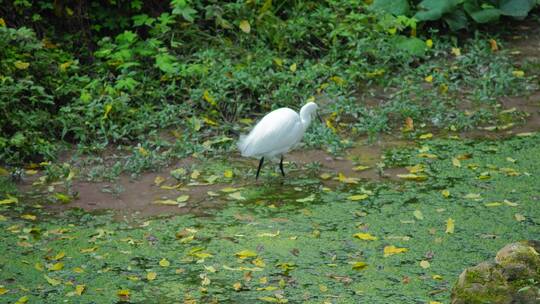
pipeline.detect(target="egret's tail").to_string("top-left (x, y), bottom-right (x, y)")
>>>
top-left (237, 134), bottom-right (250, 157)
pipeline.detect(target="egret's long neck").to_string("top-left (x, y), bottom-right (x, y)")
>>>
top-left (299, 107), bottom-right (313, 131)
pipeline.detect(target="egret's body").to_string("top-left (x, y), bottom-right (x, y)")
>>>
top-left (238, 102), bottom-right (319, 179)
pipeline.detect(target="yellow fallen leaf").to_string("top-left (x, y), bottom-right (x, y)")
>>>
top-left (49, 262), bottom-right (64, 271)
top-left (441, 190), bottom-right (450, 198)
top-left (384, 245), bottom-right (408, 257)
top-left (190, 170), bottom-right (200, 179)
top-left (353, 165), bottom-right (370, 171)
top-left (351, 261), bottom-right (368, 270)
top-left (319, 284), bottom-right (328, 292)
top-left (432, 274), bottom-right (443, 280)
top-left (103, 104), bottom-right (112, 119)
top-left (348, 194), bottom-right (368, 201)
top-left (221, 187), bottom-right (240, 193)
top-left (515, 213), bottom-right (525, 222)
top-left (296, 194), bottom-right (315, 202)
top-left (484, 202), bottom-right (502, 207)
top-left (160, 184), bottom-right (182, 190)
top-left (420, 260), bottom-right (430, 269)
top-left (21, 214), bottom-right (36, 221)
top-left (504, 200), bottom-right (518, 207)
top-left (154, 176), bottom-right (165, 186)
top-left (418, 153), bottom-right (438, 159)
top-left (176, 195), bottom-right (189, 203)
top-left (117, 289), bottom-right (130, 298)
top-left (319, 173), bottom-right (332, 180)
top-left (53, 251), bottom-right (65, 261)
top-left (147, 271), bottom-right (157, 281)
top-left (257, 231), bottom-right (280, 237)
top-left (159, 258), bottom-right (170, 267)
top-left (15, 296), bottom-right (29, 304)
top-left (396, 174), bottom-right (427, 181)
top-left (336, 173), bottom-right (359, 184)
top-left (152, 199), bottom-right (178, 205)
top-left (252, 257), bottom-right (266, 267)
top-left (75, 284), bottom-right (85, 296)
top-left (424, 75), bottom-right (433, 83)
top-left (239, 20), bottom-right (251, 33)
top-left (80, 247), bottom-right (98, 253)
top-left (25, 169), bottom-right (38, 175)
top-left (452, 157), bottom-right (461, 167)
top-left (0, 18), bottom-right (5, 27)
top-left (258, 296), bottom-right (288, 303)
top-left (0, 195), bottom-right (18, 205)
top-left (451, 47), bottom-right (461, 56)
top-left (430, 301), bottom-right (442, 304)
top-left (233, 282), bottom-right (242, 291)
top-left (228, 192), bottom-right (246, 201)
top-left (464, 193), bottom-right (482, 200)
top-left (73, 267), bottom-right (84, 273)
top-left (445, 218), bottom-right (455, 234)
top-left (290, 63), bottom-right (297, 72)
top-left (14, 60), bottom-right (30, 70)
top-left (224, 170), bottom-right (233, 178)
top-left (489, 39), bottom-right (498, 52)
top-left (353, 233), bottom-right (377, 241)
top-left (235, 250), bottom-right (257, 259)
top-left (516, 132), bottom-right (534, 137)
top-left (426, 39), bottom-right (433, 48)
top-left (403, 117), bottom-right (414, 132)
top-left (419, 133), bottom-right (433, 139)
top-left (44, 274), bottom-right (61, 286)
top-left (203, 90), bottom-right (216, 106)
top-left (512, 70), bottom-right (525, 77)
top-left (413, 210), bottom-right (424, 220)
top-left (0, 287), bottom-right (7, 295)
top-left (406, 164), bottom-right (424, 173)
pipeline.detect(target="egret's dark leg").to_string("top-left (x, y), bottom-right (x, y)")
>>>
top-left (279, 155), bottom-right (285, 177)
top-left (256, 157), bottom-right (264, 180)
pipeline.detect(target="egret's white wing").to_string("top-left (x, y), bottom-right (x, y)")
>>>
top-left (238, 108), bottom-right (304, 158)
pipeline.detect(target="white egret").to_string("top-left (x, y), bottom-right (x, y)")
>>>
top-left (237, 102), bottom-right (320, 180)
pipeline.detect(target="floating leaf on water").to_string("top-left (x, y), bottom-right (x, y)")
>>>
top-left (154, 176), bottom-right (165, 186)
top-left (176, 195), bottom-right (189, 203)
top-left (221, 187), bottom-right (240, 193)
top-left (21, 214), bottom-right (36, 221)
top-left (239, 20), bottom-right (251, 33)
top-left (514, 213), bottom-right (526, 222)
top-left (353, 233), bottom-right (377, 241)
top-left (319, 173), bottom-right (332, 180)
top-left (504, 200), bottom-right (518, 207)
top-left (441, 189), bottom-right (450, 198)
top-left (383, 245), bottom-right (408, 257)
top-left (336, 173), bottom-right (359, 184)
top-left (516, 132), bottom-right (535, 137)
top-left (296, 194), bottom-right (316, 203)
top-left (44, 275), bottom-right (61, 286)
top-left (160, 184), bottom-right (182, 190)
top-left (351, 261), bottom-right (368, 270)
top-left (0, 195), bottom-right (18, 205)
top-left (396, 174), bottom-right (427, 181)
top-left (232, 282), bottom-right (242, 291)
top-left (171, 168), bottom-right (188, 180)
top-left (445, 218), bottom-right (455, 234)
top-left (413, 210), bottom-right (424, 220)
top-left (353, 165), bottom-right (370, 171)
top-left (146, 272), bottom-right (157, 281)
top-left (75, 284), bottom-right (85, 296)
top-left (406, 164), bottom-right (424, 173)
top-left (152, 199), bottom-right (178, 205)
top-left (419, 133), bottom-right (433, 139)
top-left (257, 231), bottom-right (280, 237)
top-left (49, 262), bottom-right (64, 271)
top-left (159, 258), bottom-right (170, 267)
top-left (419, 260), bottom-right (430, 269)
top-left (228, 192), bottom-right (246, 201)
top-left (347, 194), bottom-right (368, 201)
top-left (235, 250), bottom-right (257, 259)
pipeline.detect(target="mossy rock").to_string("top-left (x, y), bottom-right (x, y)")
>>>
top-left (451, 240), bottom-right (540, 304)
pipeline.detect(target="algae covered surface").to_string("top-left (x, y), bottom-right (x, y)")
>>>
top-left (1, 134), bottom-right (539, 303)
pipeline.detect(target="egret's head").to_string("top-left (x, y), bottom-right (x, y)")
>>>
top-left (301, 102), bottom-right (318, 116)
